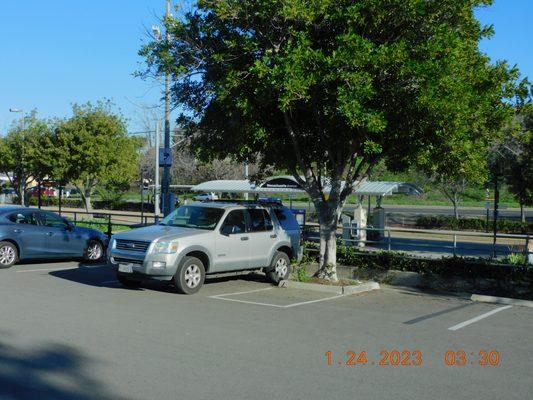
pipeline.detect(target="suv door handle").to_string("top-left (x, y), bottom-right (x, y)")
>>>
top-left (13, 229), bottom-right (23, 234)
top-left (270, 234), bottom-right (277, 238)
top-left (240, 236), bottom-right (249, 241)
top-left (46, 232), bottom-right (54, 236)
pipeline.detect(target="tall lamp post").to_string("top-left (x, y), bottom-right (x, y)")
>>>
top-left (152, 0), bottom-right (173, 216)
top-left (9, 108), bottom-right (26, 206)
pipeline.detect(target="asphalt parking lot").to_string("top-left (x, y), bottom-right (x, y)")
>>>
top-left (0, 261), bottom-right (531, 400)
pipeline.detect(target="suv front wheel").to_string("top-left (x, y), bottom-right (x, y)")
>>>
top-left (266, 251), bottom-right (291, 284)
top-left (174, 256), bottom-right (206, 294)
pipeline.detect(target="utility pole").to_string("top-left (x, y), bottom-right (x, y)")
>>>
top-left (155, 122), bottom-right (161, 220)
top-left (244, 162), bottom-right (249, 200)
top-left (161, 0), bottom-right (172, 216)
top-left (9, 108), bottom-right (26, 206)
top-left (491, 161), bottom-right (500, 258)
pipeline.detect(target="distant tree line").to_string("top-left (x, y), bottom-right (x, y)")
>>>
top-left (0, 101), bottom-right (143, 211)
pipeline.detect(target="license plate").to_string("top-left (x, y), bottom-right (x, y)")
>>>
top-left (118, 263), bottom-right (133, 273)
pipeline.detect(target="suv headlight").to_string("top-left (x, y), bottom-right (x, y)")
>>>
top-left (152, 239), bottom-right (179, 254)
top-left (109, 238), bottom-right (116, 249)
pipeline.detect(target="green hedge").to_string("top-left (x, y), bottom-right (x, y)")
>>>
top-left (304, 242), bottom-right (533, 282)
top-left (27, 197), bottom-right (155, 213)
top-left (415, 215), bottom-right (532, 234)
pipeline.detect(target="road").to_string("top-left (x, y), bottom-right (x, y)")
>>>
top-left (0, 261), bottom-right (531, 400)
top-left (291, 202), bottom-right (533, 220)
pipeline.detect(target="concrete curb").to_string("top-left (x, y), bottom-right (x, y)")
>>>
top-left (279, 280), bottom-right (380, 295)
top-left (471, 294), bottom-right (533, 308)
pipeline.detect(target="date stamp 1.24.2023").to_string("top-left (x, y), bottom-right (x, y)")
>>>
top-left (325, 349), bottom-right (502, 367)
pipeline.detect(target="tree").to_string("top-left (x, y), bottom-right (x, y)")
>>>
top-left (140, 0), bottom-right (519, 280)
top-left (0, 111), bottom-right (52, 206)
top-left (502, 103), bottom-right (533, 223)
top-left (54, 102), bottom-right (142, 211)
top-left (425, 144), bottom-right (489, 220)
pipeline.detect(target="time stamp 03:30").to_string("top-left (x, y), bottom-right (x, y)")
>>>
top-left (325, 349), bottom-right (502, 367)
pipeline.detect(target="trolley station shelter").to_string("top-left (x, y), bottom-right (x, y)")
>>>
top-left (185, 176), bottom-right (422, 235)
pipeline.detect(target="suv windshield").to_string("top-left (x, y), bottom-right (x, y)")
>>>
top-left (160, 206), bottom-right (224, 230)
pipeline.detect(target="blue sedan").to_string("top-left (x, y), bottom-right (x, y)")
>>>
top-left (0, 206), bottom-right (108, 268)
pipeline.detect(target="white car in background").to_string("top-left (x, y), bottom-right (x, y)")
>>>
top-left (193, 192), bottom-right (219, 201)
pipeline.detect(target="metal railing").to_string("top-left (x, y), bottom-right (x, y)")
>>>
top-left (303, 224), bottom-right (532, 263)
top-left (48, 209), bottom-right (160, 238)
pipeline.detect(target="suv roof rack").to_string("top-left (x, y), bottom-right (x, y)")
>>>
top-left (204, 198), bottom-right (284, 207)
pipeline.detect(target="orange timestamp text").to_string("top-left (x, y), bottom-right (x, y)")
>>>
top-left (325, 349), bottom-right (502, 367)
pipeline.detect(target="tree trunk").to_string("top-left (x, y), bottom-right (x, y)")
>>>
top-left (37, 180), bottom-right (42, 209)
top-left (17, 179), bottom-right (26, 207)
top-left (520, 203), bottom-right (525, 224)
top-left (315, 207), bottom-right (339, 281)
top-left (79, 178), bottom-right (93, 212)
top-left (453, 193), bottom-right (459, 220)
top-left (83, 187), bottom-right (92, 212)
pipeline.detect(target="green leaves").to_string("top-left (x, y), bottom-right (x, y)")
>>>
top-left (140, 0), bottom-right (519, 207)
top-left (54, 102), bottom-right (141, 191)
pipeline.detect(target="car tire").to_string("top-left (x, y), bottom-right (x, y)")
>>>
top-left (116, 273), bottom-right (142, 288)
top-left (266, 251), bottom-right (291, 284)
top-left (173, 256), bottom-right (205, 295)
top-left (0, 241), bottom-right (18, 269)
top-left (85, 240), bottom-right (104, 262)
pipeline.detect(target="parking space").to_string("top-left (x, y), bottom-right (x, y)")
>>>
top-left (0, 261), bottom-right (531, 400)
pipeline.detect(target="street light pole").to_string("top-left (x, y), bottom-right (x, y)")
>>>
top-left (161, 0), bottom-right (172, 216)
top-left (9, 108), bottom-right (26, 206)
top-left (155, 122), bottom-right (161, 221)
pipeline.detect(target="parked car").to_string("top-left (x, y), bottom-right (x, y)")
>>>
top-left (192, 192), bottom-right (219, 201)
top-left (1, 188), bottom-right (16, 195)
top-left (109, 201), bottom-right (303, 294)
top-left (0, 206), bottom-right (108, 268)
top-left (63, 188), bottom-right (80, 197)
top-left (27, 187), bottom-right (58, 198)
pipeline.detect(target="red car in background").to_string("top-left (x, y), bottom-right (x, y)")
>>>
top-left (27, 187), bottom-right (58, 198)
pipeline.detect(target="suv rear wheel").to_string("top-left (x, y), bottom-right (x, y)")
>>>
top-left (174, 256), bottom-right (206, 294)
top-left (266, 251), bottom-right (291, 284)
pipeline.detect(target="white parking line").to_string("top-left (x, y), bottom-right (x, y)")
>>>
top-left (211, 287), bottom-right (274, 297)
top-left (15, 267), bottom-right (78, 273)
top-left (209, 296), bottom-right (286, 308)
top-left (284, 294), bottom-right (346, 308)
top-left (210, 287), bottom-right (349, 308)
top-left (448, 305), bottom-right (512, 331)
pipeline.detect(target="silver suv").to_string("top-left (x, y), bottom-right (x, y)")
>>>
top-left (108, 202), bottom-right (302, 294)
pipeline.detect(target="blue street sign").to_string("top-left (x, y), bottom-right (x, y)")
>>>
top-left (159, 148), bottom-right (173, 167)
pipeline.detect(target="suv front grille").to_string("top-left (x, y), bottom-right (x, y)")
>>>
top-left (113, 257), bottom-right (143, 265)
top-left (115, 239), bottom-right (151, 253)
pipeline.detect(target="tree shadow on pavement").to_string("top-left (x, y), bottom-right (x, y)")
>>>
top-left (0, 340), bottom-right (123, 400)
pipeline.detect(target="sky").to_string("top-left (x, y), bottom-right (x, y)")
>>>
top-left (0, 0), bottom-right (532, 134)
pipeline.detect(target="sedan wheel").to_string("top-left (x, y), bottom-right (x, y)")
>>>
top-left (0, 242), bottom-right (18, 269)
top-left (85, 240), bottom-right (103, 262)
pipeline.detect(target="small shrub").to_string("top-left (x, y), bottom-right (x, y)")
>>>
top-left (303, 241), bottom-right (533, 282)
top-left (296, 266), bottom-right (308, 282)
top-left (505, 253), bottom-right (526, 266)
